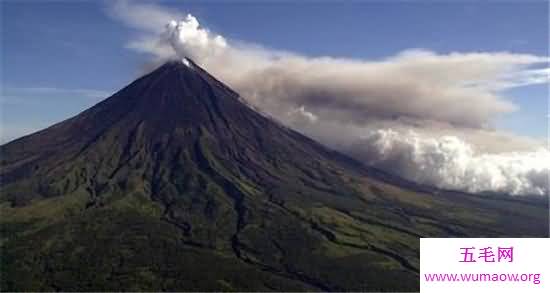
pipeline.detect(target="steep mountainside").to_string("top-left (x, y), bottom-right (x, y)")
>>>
top-left (1, 59), bottom-right (547, 291)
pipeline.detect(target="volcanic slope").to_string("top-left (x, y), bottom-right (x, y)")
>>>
top-left (1, 59), bottom-right (547, 291)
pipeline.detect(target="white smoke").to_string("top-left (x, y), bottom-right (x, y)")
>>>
top-left (109, 1), bottom-right (549, 196)
top-left (163, 16), bottom-right (227, 62)
top-left (287, 106), bottom-right (319, 125)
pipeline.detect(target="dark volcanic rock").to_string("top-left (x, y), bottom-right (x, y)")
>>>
top-left (1, 59), bottom-right (547, 291)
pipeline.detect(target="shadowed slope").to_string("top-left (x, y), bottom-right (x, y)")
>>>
top-left (1, 59), bottom-right (547, 291)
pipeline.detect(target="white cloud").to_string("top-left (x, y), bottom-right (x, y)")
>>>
top-left (349, 129), bottom-right (548, 196)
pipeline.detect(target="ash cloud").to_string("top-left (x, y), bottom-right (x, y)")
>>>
top-left (110, 0), bottom-right (549, 196)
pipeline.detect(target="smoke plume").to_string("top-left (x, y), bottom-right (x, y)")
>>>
top-left (110, 1), bottom-right (549, 196)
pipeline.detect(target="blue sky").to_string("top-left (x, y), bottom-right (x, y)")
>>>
top-left (1, 0), bottom-right (548, 143)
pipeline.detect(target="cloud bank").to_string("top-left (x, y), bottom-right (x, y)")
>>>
top-left (349, 129), bottom-right (549, 195)
top-left (109, 1), bottom-right (549, 196)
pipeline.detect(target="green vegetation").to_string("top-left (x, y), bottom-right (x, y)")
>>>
top-left (1, 61), bottom-right (547, 291)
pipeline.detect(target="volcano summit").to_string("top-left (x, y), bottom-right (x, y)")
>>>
top-left (1, 59), bottom-right (547, 291)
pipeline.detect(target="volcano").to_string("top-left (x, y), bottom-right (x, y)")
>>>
top-left (1, 59), bottom-right (547, 291)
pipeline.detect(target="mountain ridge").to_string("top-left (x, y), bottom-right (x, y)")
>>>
top-left (1, 59), bottom-right (547, 291)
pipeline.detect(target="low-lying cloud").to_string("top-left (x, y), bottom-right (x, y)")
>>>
top-left (349, 129), bottom-right (548, 195)
top-left (110, 0), bottom-right (549, 196)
